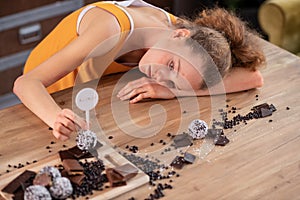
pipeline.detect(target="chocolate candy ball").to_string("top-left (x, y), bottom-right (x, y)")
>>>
top-left (24, 185), bottom-right (51, 200)
top-left (188, 119), bottom-right (208, 139)
top-left (39, 166), bottom-right (61, 180)
top-left (76, 129), bottom-right (97, 151)
top-left (49, 177), bottom-right (73, 199)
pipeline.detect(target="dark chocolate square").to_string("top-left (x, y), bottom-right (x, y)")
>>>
top-left (172, 133), bottom-right (193, 148)
top-left (170, 156), bottom-right (185, 169)
top-left (59, 150), bottom-right (75, 161)
top-left (183, 152), bottom-right (196, 164)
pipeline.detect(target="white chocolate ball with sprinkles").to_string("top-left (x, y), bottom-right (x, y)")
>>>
top-left (76, 129), bottom-right (97, 150)
top-left (188, 119), bottom-right (208, 139)
top-left (49, 177), bottom-right (73, 199)
top-left (39, 166), bottom-right (61, 180)
top-left (24, 185), bottom-right (51, 200)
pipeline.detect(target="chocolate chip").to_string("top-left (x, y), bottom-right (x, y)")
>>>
top-left (48, 127), bottom-right (53, 130)
top-left (286, 107), bottom-right (290, 110)
top-left (108, 136), bottom-right (113, 140)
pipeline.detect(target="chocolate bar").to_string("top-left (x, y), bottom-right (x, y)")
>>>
top-left (2, 170), bottom-right (36, 194)
top-left (62, 159), bottom-right (84, 175)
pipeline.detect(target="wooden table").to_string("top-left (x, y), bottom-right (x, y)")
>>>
top-left (0, 39), bottom-right (300, 199)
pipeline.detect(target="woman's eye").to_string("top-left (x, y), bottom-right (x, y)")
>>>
top-left (168, 61), bottom-right (174, 71)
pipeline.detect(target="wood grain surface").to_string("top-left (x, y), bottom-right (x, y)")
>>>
top-left (0, 39), bottom-right (299, 200)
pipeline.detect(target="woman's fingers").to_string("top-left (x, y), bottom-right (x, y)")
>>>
top-left (61, 109), bottom-right (87, 130)
top-left (52, 109), bottom-right (87, 141)
top-left (118, 77), bottom-right (153, 98)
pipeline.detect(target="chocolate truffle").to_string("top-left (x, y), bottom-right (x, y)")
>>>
top-left (188, 119), bottom-right (208, 139)
top-left (24, 185), bottom-right (51, 200)
top-left (49, 177), bottom-right (73, 199)
top-left (39, 166), bottom-right (61, 180)
top-left (76, 129), bottom-right (97, 151)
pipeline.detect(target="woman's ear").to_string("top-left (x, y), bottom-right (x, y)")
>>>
top-left (173, 29), bottom-right (191, 38)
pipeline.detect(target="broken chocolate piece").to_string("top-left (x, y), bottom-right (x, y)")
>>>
top-left (260, 107), bottom-right (272, 117)
top-left (68, 174), bottom-right (85, 186)
top-left (215, 135), bottom-right (230, 146)
top-left (206, 129), bottom-right (223, 139)
top-left (252, 103), bottom-right (276, 118)
top-left (62, 159), bottom-right (84, 175)
top-left (170, 156), bottom-right (185, 169)
top-left (59, 150), bottom-right (75, 161)
top-left (67, 146), bottom-right (93, 159)
top-left (113, 164), bottom-right (138, 181)
top-left (33, 173), bottom-right (52, 187)
top-left (106, 168), bottom-right (126, 187)
top-left (183, 152), bottom-right (196, 164)
top-left (172, 133), bottom-right (193, 148)
top-left (2, 170), bottom-right (36, 194)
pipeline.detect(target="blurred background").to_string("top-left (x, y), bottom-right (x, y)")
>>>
top-left (1, 0), bottom-right (299, 109)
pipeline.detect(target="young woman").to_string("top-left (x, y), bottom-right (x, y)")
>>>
top-left (13, 0), bottom-right (265, 141)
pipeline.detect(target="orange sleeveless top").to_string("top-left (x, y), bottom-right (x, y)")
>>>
top-left (23, 1), bottom-right (176, 93)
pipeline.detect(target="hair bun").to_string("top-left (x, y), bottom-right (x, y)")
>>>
top-left (194, 8), bottom-right (265, 70)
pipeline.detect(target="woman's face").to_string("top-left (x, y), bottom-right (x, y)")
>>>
top-left (138, 38), bottom-right (204, 90)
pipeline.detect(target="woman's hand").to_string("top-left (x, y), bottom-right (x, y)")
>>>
top-left (117, 77), bottom-right (176, 103)
top-left (53, 109), bottom-right (87, 141)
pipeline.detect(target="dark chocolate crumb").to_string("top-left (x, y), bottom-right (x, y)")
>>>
top-left (183, 110), bottom-right (187, 114)
top-left (255, 94), bottom-right (259, 97)
top-left (50, 141), bottom-right (55, 144)
top-left (159, 140), bottom-right (163, 143)
top-left (6, 170), bottom-right (10, 173)
top-left (286, 107), bottom-right (290, 110)
top-left (8, 164), bottom-right (11, 168)
top-left (162, 142), bottom-right (166, 145)
top-left (46, 146), bottom-right (51, 149)
top-left (33, 160), bottom-right (37, 163)
top-left (48, 127), bottom-right (53, 130)
top-left (26, 161), bottom-right (30, 165)
top-left (108, 136), bottom-right (113, 140)
top-left (150, 143), bottom-right (154, 146)
top-left (167, 133), bottom-right (172, 137)
top-left (62, 144), bottom-right (67, 148)
top-left (48, 150), bottom-right (52, 153)
top-left (269, 119), bottom-right (273, 123)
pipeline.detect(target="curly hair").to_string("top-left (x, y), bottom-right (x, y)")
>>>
top-left (174, 7), bottom-right (266, 88)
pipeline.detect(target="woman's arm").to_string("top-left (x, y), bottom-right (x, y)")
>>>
top-left (13, 9), bottom-right (120, 140)
top-left (118, 67), bottom-right (264, 102)
top-left (194, 67), bottom-right (264, 96)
